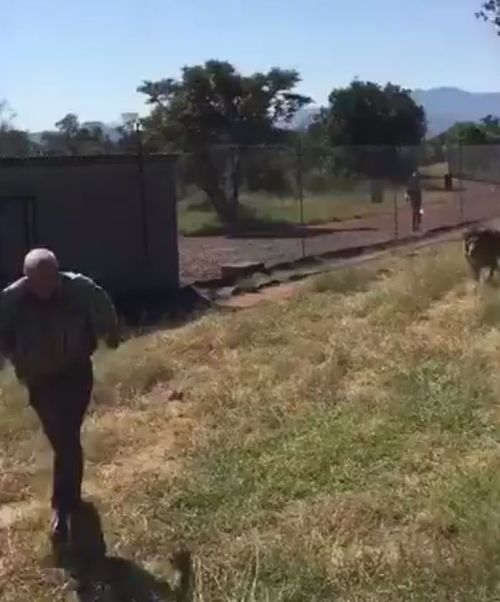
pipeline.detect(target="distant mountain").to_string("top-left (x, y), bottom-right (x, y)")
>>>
top-left (411, 87), bottom-right (500, 136)
top-left (26, 88), bottom-right (500, 146)
top-left (290, 87), bottom-right (500, 138)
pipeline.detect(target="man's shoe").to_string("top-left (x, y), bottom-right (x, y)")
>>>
top-left (51, 511), bottom-right (69, 545)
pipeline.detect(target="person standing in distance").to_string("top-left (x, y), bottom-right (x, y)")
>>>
top-left (406, 169), bottom-right (423, 232)
top-left (0, 249), bottom-right (120, 544)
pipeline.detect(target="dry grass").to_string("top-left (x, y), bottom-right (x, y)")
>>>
top-left (4, 241), bottom-right (500, 600)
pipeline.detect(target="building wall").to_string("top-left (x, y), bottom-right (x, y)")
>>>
top-left (0, 155), bottom-right (179, 295)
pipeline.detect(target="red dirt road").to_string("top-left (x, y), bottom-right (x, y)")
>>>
top-left (179, 182), bottom-right (500, 283)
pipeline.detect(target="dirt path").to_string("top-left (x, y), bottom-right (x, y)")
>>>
top-left (179, 182), bottom-right (500, 283)
top-left (216, 226), bottom-right (473, 310)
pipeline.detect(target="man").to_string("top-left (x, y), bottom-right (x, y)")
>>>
top-left (406, 169), bottom-right (423, 232)
top-left (0, 249), bottom-right (120, 544)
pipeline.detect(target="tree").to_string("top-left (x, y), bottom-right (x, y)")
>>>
top-left (303, 108), bottom-right (333, 172)
top-left (0, 100), bottom-right (15, 128)
top-left (324, 81), bottom-right (426, 146)
top-left (481, 114), bottom-right (500, 130)
top-left (54, 113), bottom-right (81, 154)
top-left (457, 124), bottom-right (489, 144)
top-left (300, 108), bottom-right (346, 191)
top-left (429, 118), bottom-right (500, 181)
top-left (55, 113), bottom-right (80, 138)
top-left (138, 60), bottom-right (311, 223)
top-left (316, 81), bottom-right (426, 180)
top-left (45, 113), bottom-right (115, 155)
top-left (116, 112), bottom-right (140, 153)
top-left (0, 100), bottom-right (33, 156)
top-left (477, 1), bottom-right (500, 32)
top-left (431, 118), bottom-right (500, 145)
top-left (40, 130), bottom-right (67, 155)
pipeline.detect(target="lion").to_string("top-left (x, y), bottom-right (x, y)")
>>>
top-left (463, 226), bottom-right (500, 282)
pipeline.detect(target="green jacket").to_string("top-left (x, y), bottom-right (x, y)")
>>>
top-left (0, 272), bottom-right (119, 384)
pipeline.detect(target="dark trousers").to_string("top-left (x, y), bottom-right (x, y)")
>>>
top-left (411, 204), bottom-right (422, 232)
top-left (409, 191), bottom-right (422, 232)
top-left (28, 359), bottom-right (93, 514)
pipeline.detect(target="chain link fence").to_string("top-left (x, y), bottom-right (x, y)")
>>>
top-left (2, 141), bottom-right (498, 286)
top-left (448, 144), bottom-right (500, 184)
top-left (177, 144), bottom-right (500, 284)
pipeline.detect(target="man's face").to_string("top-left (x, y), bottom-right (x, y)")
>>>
top-left (25, 262), bottom-right (61, 300)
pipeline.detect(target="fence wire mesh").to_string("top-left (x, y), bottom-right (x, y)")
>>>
top-left (176, 143), bottom-right (500, 284)
top-left (2, 141), bottom-right (499, 286)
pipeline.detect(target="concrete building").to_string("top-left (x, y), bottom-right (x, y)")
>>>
top-left (0, 154), bottom-right (179, 296)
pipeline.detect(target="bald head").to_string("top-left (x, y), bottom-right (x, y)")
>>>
top-left (24, 248), bottom-right (59, 275)
top-left (23, 248), bottom-right (61, 299)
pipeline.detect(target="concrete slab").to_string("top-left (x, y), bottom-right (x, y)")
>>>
top-left (221, 261), bottom-right (266, 280)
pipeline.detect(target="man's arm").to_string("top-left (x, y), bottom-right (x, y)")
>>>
top-left (76, 276), bottom-right (120, 348)
top-left (90, 282), bottom-right (120, 348)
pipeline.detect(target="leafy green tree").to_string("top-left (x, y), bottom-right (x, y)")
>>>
top-left (54, 113), bottom-right (83, 154)
top-left (316, 81), bottom-right (426, 181)
top-left (455, 123), bottom-right (489, 144)
top-left (116, 113), bottom-right (140, 153)
top-left (77, 124), bottom-right (115, 154)
top-left (431, 118), bottom-right (500, 145)
top-left (477, 1), bottom-right (500, 31)
top-left (0, 100), bottom-right (33, 156)
top-left (55, 113), bottom-right (80, 138)
top-left (138, 60), bottom-right (311, 223)
top-left (45, 113), bottom-right (114, 155)
top-left (430, 118), bottom-right (500, 181)
top-left (300, 109), bottom-right (346, 192)
top-left (40, 130), bottom-right (67, 155)
top-left (42, 113), bottom-right (81, 154)
top-left (324, 81), bottom-right (425, 146)
top-left (481, 114), bottom-right (500, 130)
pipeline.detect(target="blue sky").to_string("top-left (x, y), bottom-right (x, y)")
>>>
top-left (3, 0), bottom-right (500, 131)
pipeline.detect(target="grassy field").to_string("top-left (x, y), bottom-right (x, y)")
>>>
top-left (178, 179), bottom-right (454, 236)
top-left (5, 241), bottom-right (500, 600)
top-left (177, 188), bottom-right (381, 236)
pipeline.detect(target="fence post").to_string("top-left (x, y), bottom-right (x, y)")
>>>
top-left (458, 142), bottom-right (464, 225)
top-left (296, 136), bottom-right (305, 258)
top-left (136, 121), bottom-right (150, 267)
top-left (229, 144), bottom-right (240, 224)
top-left (393, 184), bottom-right (399, 240)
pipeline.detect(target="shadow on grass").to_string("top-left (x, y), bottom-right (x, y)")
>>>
top-left (179, 200), bottom-right (381, 238)
top-left (54, 501), bottom-right (192, 602)
top-left (228, 223), bottom-right (378, 239)
top-left (183, 215), bottom-right (378, 239)
top-left (115, 286), bottom-right (212, 329)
